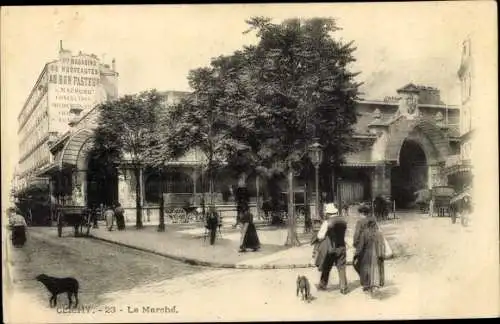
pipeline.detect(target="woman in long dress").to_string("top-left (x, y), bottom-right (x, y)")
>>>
top-left (239, 211), bottom-right (260, 252)
top-left (9, 208), bottom-right (27, 247)
top-left (104, 206), bottom-right (115, 231)
top-left (353, 218), bottom-right (385, 293)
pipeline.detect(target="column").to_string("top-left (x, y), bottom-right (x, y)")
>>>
top-left (71, 170), bottom-right (86, 206)
top-left (191, 169), bottom-right (200, 205)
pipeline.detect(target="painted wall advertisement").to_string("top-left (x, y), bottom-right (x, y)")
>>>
top-left (47, 55), bottom-right (107, 132)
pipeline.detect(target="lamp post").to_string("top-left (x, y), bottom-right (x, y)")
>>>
top-left (308, 139), bottom-right (323, 220)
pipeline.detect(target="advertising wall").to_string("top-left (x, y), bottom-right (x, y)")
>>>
top-left (47, 54), bottom-right (107, 134)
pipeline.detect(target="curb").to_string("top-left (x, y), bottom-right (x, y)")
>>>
top-left (89, 234), bottom-right (315, 269)
top-left (89, 234), bottom-right (395, 270)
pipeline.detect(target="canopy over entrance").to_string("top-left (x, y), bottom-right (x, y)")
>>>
top-left (385, 116), bottom-right (451, 165)
top-left (58, 128), bottom-right (95, 171)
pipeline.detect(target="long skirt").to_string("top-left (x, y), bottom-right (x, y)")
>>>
top-left (106, 213), bottom-right (114, 230)
top-left (116, 214), bottom-right (125, 230)
top-left (355, 244), bottom-right (384, 290)
top-left (12, 226), bottom-right (26, 247)
top-left (240, 222), bottom-right (260, 250)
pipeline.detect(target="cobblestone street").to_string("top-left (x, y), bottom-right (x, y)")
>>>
top-left (4, 228), bottom-right (212, 309)
top-left (5, 212), bottom-right (497, 322)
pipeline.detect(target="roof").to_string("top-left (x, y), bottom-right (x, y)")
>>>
top-left (396, 83), bottom-right (421, 93)
top-left (396, 83), bottom-right (440, 94)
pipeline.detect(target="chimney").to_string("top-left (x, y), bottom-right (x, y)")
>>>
top-left (112, 58), bottom-right (116, 71)
top-left (59, 40), bottom-right (63, 52)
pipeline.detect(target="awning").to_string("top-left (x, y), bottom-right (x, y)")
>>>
top-left (35, 162), bottom-right (60, 177)
top-left (58, 128), bottom-right (94, 169)
top-left (34, 129), bottom-right (95, 177)
top-left (444, 163), bottom-right (473, 176)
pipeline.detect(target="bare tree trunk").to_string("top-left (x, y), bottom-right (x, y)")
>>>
top-left (285, 165), bottom-right (300, 246)
top-left (158, 170), bottom-right (165, 232)
top-left (135, 166), bottom-right (143, 229)
top-left (209, 168), bottom-right (214, 207)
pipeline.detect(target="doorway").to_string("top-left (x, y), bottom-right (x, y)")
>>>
top-left (391, 139), bottom-right (428, 209)
top-left (86, 151), bottom-right (118, 208)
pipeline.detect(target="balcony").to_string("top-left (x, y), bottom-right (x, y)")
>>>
top-left (445, 154), bottom-right (472, 176)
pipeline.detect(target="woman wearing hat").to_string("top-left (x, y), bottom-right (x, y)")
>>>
top-left (314, 203), bottom-right (348, 294)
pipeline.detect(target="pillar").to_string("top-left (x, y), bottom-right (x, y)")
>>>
top-left (71, 170), bottom-right (86, 206)
top-left (191, 169), bottom-right (200, 205)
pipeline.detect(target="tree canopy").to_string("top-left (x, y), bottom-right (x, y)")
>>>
top-left (150, 16), bottom-right (362, 184)
top-left (93, 89), bottom-right (165, 228)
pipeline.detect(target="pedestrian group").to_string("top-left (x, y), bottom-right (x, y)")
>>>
top-left (313, 203), bottom-right (387, 296)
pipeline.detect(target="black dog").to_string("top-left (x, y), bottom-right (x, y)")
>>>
top-left (296, 275), bottom-right (311, 302)
top-left (35, 274), bottom-right (79, 308)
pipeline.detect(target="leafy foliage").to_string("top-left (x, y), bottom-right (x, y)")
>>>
top-left (240, 17), bottom-right (362, 172)
top-left (14, 182), bottom-right (51, 225)
top-left (94, 89), bottom-right (164, 166)
top-left (93, 89), bottom-right (164, 228)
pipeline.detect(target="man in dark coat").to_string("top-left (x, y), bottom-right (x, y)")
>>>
top-left (315, 203), bottom-right (348, 294)
top-left (206, 206), bottom-right (219, 245)
top-left (114, 203), bottom-right (125, 230)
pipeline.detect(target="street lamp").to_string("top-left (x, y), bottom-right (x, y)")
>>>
top-left (308, 138), bottom-right (323, 220)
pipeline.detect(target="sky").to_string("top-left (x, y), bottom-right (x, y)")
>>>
top-left (0, 2), bottom-right (495, 205)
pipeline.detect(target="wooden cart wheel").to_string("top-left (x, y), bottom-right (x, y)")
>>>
top-left (186, 211), bottom-right (197, 223)
top-left (172, 208), bottom-right (187, 223)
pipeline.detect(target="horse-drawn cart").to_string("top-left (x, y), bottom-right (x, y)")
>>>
top-left (429, 186), bottom-right (455, 217)
top-left (55, 205), bottom-right (92, 237)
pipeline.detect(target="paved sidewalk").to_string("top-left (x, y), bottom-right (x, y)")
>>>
top-left (87, 214), bottom-right (400, 269)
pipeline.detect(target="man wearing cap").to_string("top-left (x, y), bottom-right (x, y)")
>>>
top-left (315, 203), bottom-right (348, 294)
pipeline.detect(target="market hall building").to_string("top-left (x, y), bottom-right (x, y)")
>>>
top-left (34, 82), bottom-right (460, 224)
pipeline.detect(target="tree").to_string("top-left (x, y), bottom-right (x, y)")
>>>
top-left (155, 64), bottom-right (247, 209)
top-left (235, 17), bottom-right (362, 245)
top-left (93, 89), bottom-right (163, 229)
top-left (14, 181), bottom-right (51, 226)
top-left (151, 17), bottom-right (362, 246)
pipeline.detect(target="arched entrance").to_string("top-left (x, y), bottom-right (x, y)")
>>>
top-left (86, 149), bottom-right (118, 208)
top-left (382, 117), bottom-right (452, 209)
top-left (391, 139), bottom-right (428, 208)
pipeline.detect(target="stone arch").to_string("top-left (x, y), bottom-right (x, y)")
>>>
top-left (59, 128), bottom-right (95, 171)
top-left (385, 116), bottom-right (451, 165)
top-left (58, 128), bottom-right (95, 206)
